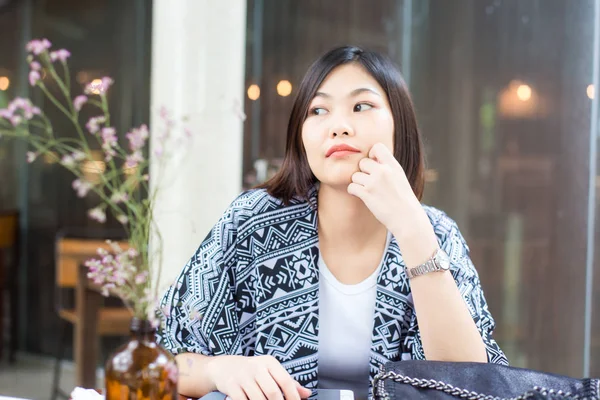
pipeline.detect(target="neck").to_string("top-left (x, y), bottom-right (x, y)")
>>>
top-left (317, 184), bottom-right (388, 250)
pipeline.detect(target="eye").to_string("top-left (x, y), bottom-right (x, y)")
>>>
top-left (309, 107), bottom-right (328, 116)
top-left (353, 103), bottom-right (373, 112)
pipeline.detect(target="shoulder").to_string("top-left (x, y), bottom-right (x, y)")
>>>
top-left (421, 205), bottom-right (464, 246)
top-left (224, 188), bottom-right (310, 228)
top-left (421, 205), bottom-right (458, 231)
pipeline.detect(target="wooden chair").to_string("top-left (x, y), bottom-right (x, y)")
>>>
top-left (0, 210), bottom-right (19, 363)
top-left (51, 229), bottom-right (133, 400)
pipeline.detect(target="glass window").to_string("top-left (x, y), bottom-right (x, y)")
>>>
top-left (244, 0), bottom-right (600, 377)
top-left (0, 0), bottom-right (152, 357)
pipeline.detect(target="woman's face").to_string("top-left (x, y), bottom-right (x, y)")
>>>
top-left (302, 63), bottom-right (395, 189)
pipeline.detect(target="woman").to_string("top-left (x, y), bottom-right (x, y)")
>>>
top-left (158, 46), bottom-right (508, 400)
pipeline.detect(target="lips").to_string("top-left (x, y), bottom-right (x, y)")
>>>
top-left (326, 144), bottom-right (361, 157)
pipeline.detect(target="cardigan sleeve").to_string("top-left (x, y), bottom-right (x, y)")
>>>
top-left (157, 204), bottom-right (240, 356)
top-left (402, 211), bottom-right (509, 365)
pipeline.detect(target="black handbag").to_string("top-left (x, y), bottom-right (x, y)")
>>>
top-left (372, 361), bottom-right (600, 400)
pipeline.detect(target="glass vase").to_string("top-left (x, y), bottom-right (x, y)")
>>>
top-left (105, 317), bottom-right (178, 400)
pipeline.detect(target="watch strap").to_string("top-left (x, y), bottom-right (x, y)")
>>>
top-left (406, 249), bottom-right (445, 279)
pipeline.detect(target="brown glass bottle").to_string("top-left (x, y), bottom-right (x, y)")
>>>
top-left (105, 318), bottom-right (178, 400)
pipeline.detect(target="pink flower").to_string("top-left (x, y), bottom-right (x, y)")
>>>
top-left (73, 95), bottom-right (87, 112)
top-left (30, 61), bottom-right (41, 71)
top-left (116, 215), bottom-right (128, 225)
top-left (23, 106), bottom-right (40, 120)
top-left (84, 76), bottom-right (114, 95)
top-left (28, 70), bottom-right (40, 86)
top-left (26, 152), bottom-right (37, 163)
top-left (10, 116), bottom-right (22, 126)
top-left (96, 248), bottom-right (109, 257)
top-left (125, 124), bottom-right (149, 151)
top-left (6, 98), bottom-right (40, 121)
top-left (88, 207), bottom-right (106, 223)
top-left (125, 151), bottom-right (144, 168)
top-left (101, 77), bottom-right (113, 90)
top-left (101, 283), bottom-right (115, 297)
top-left (26, 38), bottom-right (52, 55)
top-left (72, 179), bottom-right (92, 197)
top-left (0, 109), bottom-right (12, 119)
top-left (61, 154), bottom-right (75, 167)
top-left (72, 150), bottom-right (86, 161)
top-left (50, 49), bottom-right (70, 62)
top-left (134, 272), bottom-right (148, 285)
top-left (101, 127), bottom-right (117, 146)
top-left (112, 270), bottom-right (128, 286)
top-left (86, 116), bottom-right (106, 134)
top-left (8, 97), bottom-right (28, 112)
top-left (101, 127), bottom-right (117, 161)
top-left (110, 192), bottom-right (128, 204)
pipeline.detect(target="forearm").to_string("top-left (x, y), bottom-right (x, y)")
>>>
top-left (396, 226), bottom-right (487, 363)
top-left (175, 353), bottom-right (219, 398)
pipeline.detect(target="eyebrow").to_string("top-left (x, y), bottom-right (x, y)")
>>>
top-left (313, 87), bottom-right (382, 99)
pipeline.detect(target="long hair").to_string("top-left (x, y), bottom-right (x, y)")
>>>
top-left (259, 45), bottom-right (425, 204)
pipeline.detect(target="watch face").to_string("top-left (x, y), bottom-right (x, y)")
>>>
top-left (436, 250), bottom-right (451, 270)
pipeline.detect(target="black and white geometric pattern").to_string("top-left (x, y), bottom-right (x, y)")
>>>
top-left (157, 185), bottom-right (508, 391)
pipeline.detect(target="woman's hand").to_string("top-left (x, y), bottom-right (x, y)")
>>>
top-left (347, 143), bottom-right (428, 238)
top-left (207, 355), bottom-right (312, 400)
top-left (347, 143), bottom-right (438, 265)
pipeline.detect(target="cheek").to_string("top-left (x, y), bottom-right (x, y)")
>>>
top-left (360, 112), bottom-right (394, 146)
top-left (301, 122), bottom-right (320, 153)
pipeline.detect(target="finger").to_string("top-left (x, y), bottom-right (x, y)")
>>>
top-left (268, 364), bottom-right (300, 400)
top-left (242, 379), bottom-right (268, 400)
top-left (351, 171), bottom-right (371, 187)
top-left (358, 157), bottom-right (380, 174)
top-left (295, 382), bottom-right (312, 399)
top-left (368, 142), bottom-right (396, 165)
top-left (347, 182), bottom-right (368, 200)
top-left (256, 369), bottom-right (284, 400)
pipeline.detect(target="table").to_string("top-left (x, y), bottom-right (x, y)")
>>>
top-left (74, 263), bottom-right (103, 389)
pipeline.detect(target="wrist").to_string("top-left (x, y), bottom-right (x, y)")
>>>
top-left (390, 206), bottom-right (431, 239)
top-left (393, 222), bottom-right (439, 269)
top-left (205, 355), bottom-right (232, 392)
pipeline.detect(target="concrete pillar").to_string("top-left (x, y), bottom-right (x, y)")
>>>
top-left (150, 0), bottom-right (246, 289)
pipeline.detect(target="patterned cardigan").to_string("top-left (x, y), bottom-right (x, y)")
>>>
top-left (157, 186), bottom-right (508, 390)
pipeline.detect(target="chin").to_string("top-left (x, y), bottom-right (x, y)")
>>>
top-left (311, 162), bottom-right (358, 189)
top-left (317, 173), bottom-right (354, 189)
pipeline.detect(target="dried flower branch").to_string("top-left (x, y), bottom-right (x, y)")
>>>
top-left (0, 38), bottom-right (191, 324)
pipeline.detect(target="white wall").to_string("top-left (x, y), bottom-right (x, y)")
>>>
top-left (150, 0), bottom-right (247, 290)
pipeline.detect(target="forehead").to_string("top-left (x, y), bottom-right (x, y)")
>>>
top-left (316, 63), bottom-right (384, 95)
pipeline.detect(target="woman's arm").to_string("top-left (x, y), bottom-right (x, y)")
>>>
top-left (394, 219), bottom-right (488, 362)
top-left (176, 353), bottom-right (217, 398)
top-left (175, 353), bottom-right (312, 400)
top-left (348, 143), bottom-right (503, 363)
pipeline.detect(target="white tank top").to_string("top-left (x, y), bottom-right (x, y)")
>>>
top-left (317, 233), bottom-right (391, 400)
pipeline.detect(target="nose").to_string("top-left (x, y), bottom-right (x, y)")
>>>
top-left (327, 114), bottom-right (355, 138)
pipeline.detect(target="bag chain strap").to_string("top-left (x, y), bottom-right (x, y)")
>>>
top-left (372, 370), bottom-right (576, 400)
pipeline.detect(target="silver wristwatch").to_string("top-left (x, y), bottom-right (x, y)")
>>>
top-left (406, 248), bottom-right (451, 279)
